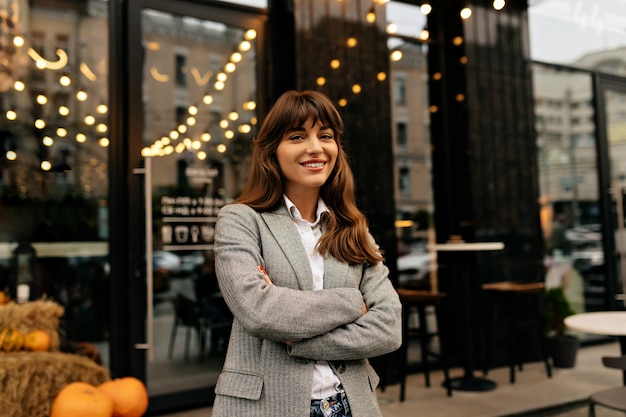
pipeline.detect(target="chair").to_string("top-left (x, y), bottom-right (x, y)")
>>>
top-left (397, 288), bottom-right (452, 401)
top-left (481, 281), bottom-right (552, 383)
top-left (193, 274), bottom-right (233, 356)
top-left (588, 355), bottom-right (626, 416)
top-left (168, 292), bottom-right (207, 362)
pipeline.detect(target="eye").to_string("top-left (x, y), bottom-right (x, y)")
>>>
top-left (320, 132), bottom-right (334, 140)
top-left (288, 133), bottom-right (305, 141)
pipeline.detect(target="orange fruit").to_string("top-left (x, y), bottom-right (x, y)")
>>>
top-left (51, 381), bottom-right (114, 417)
top-left (24, 329), bottom-right (51, 351)
top-left (0, 291), bottom-right (10, 304)
top-left (98, 376), bottom-right (149, 417)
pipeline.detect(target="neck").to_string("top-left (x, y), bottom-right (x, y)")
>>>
top-left (286, 191), bottom-right (319, 222)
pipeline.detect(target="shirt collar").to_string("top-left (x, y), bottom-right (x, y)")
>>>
top-left (283, 195), bottom-right (328, 225)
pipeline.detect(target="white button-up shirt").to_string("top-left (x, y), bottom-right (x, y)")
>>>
top-left (284, 195), bottom-right (342, 400)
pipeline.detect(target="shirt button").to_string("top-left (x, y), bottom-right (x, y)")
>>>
top-left (314, 275), bottom-right (322, 283)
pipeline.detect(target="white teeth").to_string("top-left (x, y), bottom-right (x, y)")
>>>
top-left (303, 162), bottom-right (324, 168)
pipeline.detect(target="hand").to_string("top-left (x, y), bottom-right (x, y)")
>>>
top-left (258, 265), bottom-right (272, 285)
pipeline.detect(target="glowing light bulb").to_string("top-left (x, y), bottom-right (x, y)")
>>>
top-left (460, 7), bottom-right (472, 19)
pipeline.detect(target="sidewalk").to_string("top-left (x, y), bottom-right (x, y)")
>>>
top-left (164, 341), bottom-right (623, 417)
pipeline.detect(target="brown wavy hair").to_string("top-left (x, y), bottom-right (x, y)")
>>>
top-left (236, 90), bottom-right (383, 265)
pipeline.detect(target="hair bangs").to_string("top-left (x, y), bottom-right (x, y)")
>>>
top-left (280, 93), bottom-right (344, 140)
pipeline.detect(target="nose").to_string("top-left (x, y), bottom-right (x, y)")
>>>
top-left (306, 136), bottom-right (323, 154)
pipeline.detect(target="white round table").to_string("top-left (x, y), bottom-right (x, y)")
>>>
top-left (565, 311), bottom-right (626, 384)
top-left (565, 312), bottom-right (626, 338)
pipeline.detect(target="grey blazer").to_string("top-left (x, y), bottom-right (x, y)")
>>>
top-left (212, 203), bottom-right (402, 417)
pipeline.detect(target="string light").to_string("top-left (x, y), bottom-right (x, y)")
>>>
top-left (493, 0), bottom-right (505, 10)
top-left (366, 7), bottom-right (376, 23)
top-left (59, 75), bottom-right (71, 86)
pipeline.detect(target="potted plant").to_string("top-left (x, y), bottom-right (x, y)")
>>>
top-left (544, 286), bottom-right (579, 368)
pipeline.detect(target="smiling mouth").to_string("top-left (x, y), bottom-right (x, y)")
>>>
top-left (302, 162), bottom-right (325, 168)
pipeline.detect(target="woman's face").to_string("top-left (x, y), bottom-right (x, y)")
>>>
top-left (276, 117), bottom-right (338, 198)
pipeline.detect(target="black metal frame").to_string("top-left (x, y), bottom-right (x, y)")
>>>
top-left (593, 73), bottom-right (626, 312)
top-left (108, 0), bottom-right (269, 413)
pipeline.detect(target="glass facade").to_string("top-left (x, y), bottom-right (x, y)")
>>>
top-left (0, 0), bottom-right (110, 345)
top-left (1, 0), bottom-right (624, 412)
top-left (530, 0), bottom-right (626, 316)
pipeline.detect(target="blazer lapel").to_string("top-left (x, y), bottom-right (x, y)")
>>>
top-left (261, 205), bottom-right (313, 291)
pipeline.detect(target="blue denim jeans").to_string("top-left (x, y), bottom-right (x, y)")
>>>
top-left (310, 390), bottom-right (352, 417)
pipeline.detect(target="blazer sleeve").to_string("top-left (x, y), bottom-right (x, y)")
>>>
top-left (214, 204), bottom-right (365, 342)
top-left (288, 243), bottom-right (402, 361)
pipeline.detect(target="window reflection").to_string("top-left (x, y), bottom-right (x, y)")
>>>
top-left (140, 8), bottom-right (258, 395)
top-left (529, 0), bottom-right (626, 76)
top-left (0, 0), bottom-right (110, 358)
top-left (533, 64), bottom-right (606, 314)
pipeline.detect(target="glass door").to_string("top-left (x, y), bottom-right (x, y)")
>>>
top-left (596, 75), bottom-right (626, 311)
top-left (126, 1), bottom-right (264, 413)
top-left (533, 65), bottom-right (626, 317)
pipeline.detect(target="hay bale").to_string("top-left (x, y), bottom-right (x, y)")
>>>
top-left (0, 300), bottom-right (64, 351)
top-left (0, 351), bottom-right (110, 417)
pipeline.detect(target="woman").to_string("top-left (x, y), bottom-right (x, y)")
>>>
top-left (213, 90), bottom-right (402, 417)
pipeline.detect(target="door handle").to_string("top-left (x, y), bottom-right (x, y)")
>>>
top-left (133, 158), bottom-right (154, 362)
